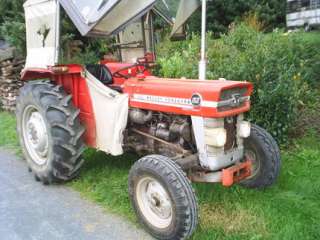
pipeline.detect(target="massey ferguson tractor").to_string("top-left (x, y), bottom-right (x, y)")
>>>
top-left (17, 0), bottom-right (281, 239)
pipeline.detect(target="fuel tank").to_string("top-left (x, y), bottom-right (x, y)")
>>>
top-left (123, 77), bottom-right (253, 118)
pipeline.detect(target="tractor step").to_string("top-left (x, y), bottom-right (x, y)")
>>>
top-left (222, 160), bottom-right (252, 187)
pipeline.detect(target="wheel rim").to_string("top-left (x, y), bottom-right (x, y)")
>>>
top-left (245, 149), bottom-right (261, 179)
top-left (136, 176), bottom-right (173, 229)
top-left (22, 105), bottom-right (49, 166)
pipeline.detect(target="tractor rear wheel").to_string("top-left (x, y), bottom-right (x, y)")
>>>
top-left (128, 155), bottom-right (198, 240)
top-left (16, 81), bottom-right (85, 184)
top-left (240, 124), bottom-right (281, 189)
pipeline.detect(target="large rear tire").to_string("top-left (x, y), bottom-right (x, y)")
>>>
top-left (16, 80), bottom-right (85, 184)
top-left (128, 155), bottom-right (198, 240)
top-left (240, 124), bottom-right (281, 189)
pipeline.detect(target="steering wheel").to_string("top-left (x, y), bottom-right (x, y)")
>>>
top-left (112, 63), bottom-right (147, 79)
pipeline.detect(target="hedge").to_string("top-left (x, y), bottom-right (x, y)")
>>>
top-left (156, 24), bottom-right (320, 143)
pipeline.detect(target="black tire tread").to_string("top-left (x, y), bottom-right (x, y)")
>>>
top-left (241, 124), bottom-right (281, 189)
top-left (16, 80), bottom-right (85, 184)
top-left (129, 155), bottom-right (198, 240)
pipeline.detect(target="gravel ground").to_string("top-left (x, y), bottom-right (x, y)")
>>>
top-left (0, 149), bottom-right (153, 240)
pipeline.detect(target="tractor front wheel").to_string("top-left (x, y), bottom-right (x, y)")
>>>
top-left (128, 155), bottom-right (198, 240)
top-left (16, 81), bottom-right (85, 184)
top-left (241, 124), bottom-right (281, 189)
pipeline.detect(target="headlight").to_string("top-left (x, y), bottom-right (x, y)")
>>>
top-left (239, 121), bottom-right (251, 138)
top-left (205, 128), bottom-right (227, 147)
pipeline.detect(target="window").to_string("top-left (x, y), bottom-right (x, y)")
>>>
top-left (287, 0), bottom-right (300, 13)
top-left (301, 0), bottom-right (310, 8)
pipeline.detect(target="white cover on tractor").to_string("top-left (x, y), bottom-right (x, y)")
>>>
top-left (84, 70), bottom-right (129, 155)
top-left (59, 0), bottom-right (200, 38)
top-left (59, 0), bottom-right (157, 37)
top-left (170, 0), bottom-right (200, 37)
top-left (24, 0), bottom-right (60, 68)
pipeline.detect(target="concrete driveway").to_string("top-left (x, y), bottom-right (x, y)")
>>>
top-left (0, 149), bottom-right (153, 240)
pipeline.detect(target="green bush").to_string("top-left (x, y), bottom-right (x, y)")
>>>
top-left (0, 20), bottom-right (26, 55)
top-left (188, 0), bottom-right (286, 34)
top-left (156, 24), bottom-right (318, 143)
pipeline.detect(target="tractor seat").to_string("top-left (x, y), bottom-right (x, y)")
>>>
top-left (85, 64), bottom-right (113, 85)
top-left (85, 64), bottom-right (123, 93)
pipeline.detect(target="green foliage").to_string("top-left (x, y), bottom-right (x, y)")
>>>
top-left (0, 111), bottom-right (19, 152)
top-left (254, 0), bottom-right (287, 30)
top-left (0, 20), bottom-right (26, 55)
top-left (291, 32), bottom-right (320, 88)
top-left (63, 44), bottom-right (100, 65)
top-left (0, 0), bottom-right (25, 54)
top-left (156, 24), bottom-right (319, 143)
top-left (156, 34), bottom-right (201, 78)
top-left (59, 10), bottom-right (111, 64)
top-left (0, 0), bottom-right (24, 25)
top-left (188, 0), bottom-right (286, 34)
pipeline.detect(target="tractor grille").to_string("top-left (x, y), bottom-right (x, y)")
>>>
top-left (218, 88), bottom-right (248, 112)
top-left (224, 116), bottom-right (237, 152)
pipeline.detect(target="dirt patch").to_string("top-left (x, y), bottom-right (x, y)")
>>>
top-left (200, 203), bottom-right (268, 235)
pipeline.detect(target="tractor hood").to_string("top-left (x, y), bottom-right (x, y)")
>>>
top-left (59, 0), bottom-right (200, 37)
top-left (124, 77), bottom-right (253, 118)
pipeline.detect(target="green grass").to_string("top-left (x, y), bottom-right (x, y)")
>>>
top-left (71, 133), bottom-right (320, 240)
top-left (297, 31), bottom-right (320, 45)
top-left (0, 111), bottom-right (20, 152)
top-left (1, 110), bottom-right (318, 239)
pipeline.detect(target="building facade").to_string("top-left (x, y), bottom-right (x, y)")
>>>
top-left (287, 0), bottom-right (320, 30)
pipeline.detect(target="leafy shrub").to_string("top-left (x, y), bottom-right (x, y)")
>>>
top-left (0, 1), bottom-right (25, 54)
top-left (0, 20), bottom-right (26, 55)
top-left (188, 0), bottom-right (286, 34)
top-left (156, 24), bottom-right (318, 143)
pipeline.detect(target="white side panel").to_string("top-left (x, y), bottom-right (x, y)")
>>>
top-left (287, 9), bottom-right (320, 27)
top-left (24, 0), bottom-right (60, 68)
top-left (85, 71), bottom-right (128, 156)
top-left (25, 47), bottom-right (56, 69)
top-left (192, 116), bottom-right (245, 171)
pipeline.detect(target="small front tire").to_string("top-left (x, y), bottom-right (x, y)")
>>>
top-left (128, 155), bottom-right (198, 240)
top-left (240, 124), bottom-right (281, 189)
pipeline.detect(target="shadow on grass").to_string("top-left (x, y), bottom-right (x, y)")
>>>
top-left (81, 148), bottom-right (138, 172)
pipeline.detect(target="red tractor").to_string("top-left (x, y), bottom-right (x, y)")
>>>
top-left (17, 0), bottom-right (281, 239)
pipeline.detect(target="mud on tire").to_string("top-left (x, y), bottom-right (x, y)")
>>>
top-left (128, 155), bottom-right (198, 240)
top-left (16, 80), bottom-right (85, 184)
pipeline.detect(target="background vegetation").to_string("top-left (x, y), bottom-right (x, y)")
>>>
top-left (156, 23), bottom-right (320, 143)
top-left (0, 0), bottom-right (25, 54)
top-left (0, 0), bottom-right (287, 54)
top-left (189, 0), bottom-right (286, 34)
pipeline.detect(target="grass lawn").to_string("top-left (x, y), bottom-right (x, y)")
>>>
top-left (0, 110), bottom-right (319, 239)
top-left (297, 31), bottom-right (320, 45)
